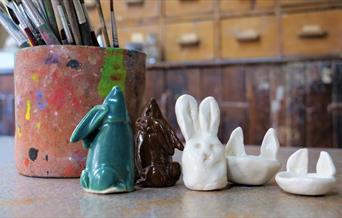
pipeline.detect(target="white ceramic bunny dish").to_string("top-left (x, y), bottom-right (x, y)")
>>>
top-left (175, 94), bottom-right (227, 191)
top-left (275, 148), bottom-right (336, 196)
top-left (225, 127), bottom-right (281, 185)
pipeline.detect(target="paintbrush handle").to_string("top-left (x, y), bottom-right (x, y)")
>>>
top-left (63, 0), bottom-right (82, 45)
top-left (56, 4), bottom-right (74, 44)
top-left (42, 0), bottom-right (59, 41)
top-left (111, 11), bottom-right (119, 48)
top-left (73, 0), bottom-right (92, 46)
top-left (95, 0), bottom-right (110, 47)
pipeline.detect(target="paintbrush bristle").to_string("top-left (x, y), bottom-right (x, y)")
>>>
top-left (110, 0), bottom-right (113, 11)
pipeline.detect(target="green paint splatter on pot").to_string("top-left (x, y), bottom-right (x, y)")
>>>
top-left (97, 48), bottom-right (126, 98)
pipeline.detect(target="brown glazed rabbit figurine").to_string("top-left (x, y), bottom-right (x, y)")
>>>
top-left (135, 98), bottom-right (184, 187)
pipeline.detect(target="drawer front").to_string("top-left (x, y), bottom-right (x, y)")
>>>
top-left (165, 0), bottom-right (214, 17)
top-left (280, 0), bottom-right (333, 6)
top-left (220, 0), bottom-right (252, 13)
top-left (165, 21), bottom-right (215, 61)
top-left (88, 0), bottom-right (160, 27)
top-left (282, 10), bottom-right (342, 56)
top-left (221, 16), bottom-right (279, 59)
top-left (118, 25), bottom-right (161, 49)
top-left (255, 0), bottom-right (277, 10)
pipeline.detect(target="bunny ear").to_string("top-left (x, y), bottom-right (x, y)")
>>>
top-left (198, 97), bottom-right (220, 135)
top-left (259, 128), bottom-right (279, 160)
top-left (175, 94), bottom-right (198, 141)
top-left (225, 127), bottom-right (246, 157)
top-left (286, 148), bottom-right (308, 174)
top-left (70, 105), bottom-right (109, 143)
top-left (316, 151), bottom-right (336, 177)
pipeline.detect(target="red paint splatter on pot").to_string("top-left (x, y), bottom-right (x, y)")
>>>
top-left (23, 158), bottom-right (29, 167)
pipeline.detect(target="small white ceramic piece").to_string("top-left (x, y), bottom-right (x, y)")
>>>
top-left (275, 148), bottom-right (336, 196)
top-left (175, 94), bottom-right (227, 191)
top-left (225, 127), bottom-right (281, 185)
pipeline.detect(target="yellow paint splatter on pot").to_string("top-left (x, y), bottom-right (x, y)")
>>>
top-left (35, 122), bottom-right (41, 129)
top-left (17, 127), bottom-right (22, 138)
top-left (31, 73), bottom-right (39, 83)
top-left (25, 100), bottom-right (31, 121)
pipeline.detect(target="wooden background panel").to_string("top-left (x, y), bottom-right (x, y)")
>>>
top-left (332, 61), bottom-right (342, 147)
top-left (284, 63), bottom-right (307, 147)
top-left (200, 67), bottom-right (222, 100)
top-left (269, 65), bottom-right (287, 146)
top-left (222, 66), bottom-right (246, 102)
top-left (220, 106), bottom-right (249, 144)
top-left (305, 62), bottom-right (333, 147)
top-left (246, 65), bottom-right (271, 145)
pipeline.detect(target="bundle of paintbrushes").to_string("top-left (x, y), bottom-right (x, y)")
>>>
top-left (0, 0), bottom-right (119, 48)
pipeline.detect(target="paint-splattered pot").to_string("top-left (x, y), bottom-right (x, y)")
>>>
top-left (14, 45), bottom-right (146, 177)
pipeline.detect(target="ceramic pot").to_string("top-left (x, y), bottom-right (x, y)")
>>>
top-left (14, 45), bottom-right (145, 177)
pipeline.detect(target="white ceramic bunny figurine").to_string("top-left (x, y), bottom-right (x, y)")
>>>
top-left (175, 94), bottom-right (227, 191)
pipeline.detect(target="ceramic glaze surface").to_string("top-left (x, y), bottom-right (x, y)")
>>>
top-left (225, 127), bottom-right (281, 185)
top-left (275, 148), bottom-right (336, 196)
top-left (70, 86), bottom-right (135, 194)
top-left (135, 99), bottom-right (184, 187)
top-left (175, 95), bottom-right (227, 191)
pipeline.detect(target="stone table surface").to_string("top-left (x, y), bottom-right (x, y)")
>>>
top-left (0, 136), bottom-right (341, 218)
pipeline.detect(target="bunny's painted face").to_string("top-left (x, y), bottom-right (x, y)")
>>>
top-left (186, 136), bottom-right (223, 165)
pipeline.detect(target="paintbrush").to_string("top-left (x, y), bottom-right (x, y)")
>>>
top-left (95, 0), bottom-right (109, 47)
top-left (63, 0), bottom-right (81, 45)
top-left (22, 0), bottom-right (60, 45)
top-left (72, 0), bottom-right (92, 45)
top-left (16, 0), bottom-right (45, 45)
top-left (79, 0), bottom-right (98, 46)
top-left (42, 0), bottom-right (59, 41)
top-left (110, 0), bottom-right (119, 48)
top-left (0, 11), bottom-right (30, 47)
top-left (54, 0), bottom-right (73, 44)
top-left (6, 0), bottom-right (37, 45)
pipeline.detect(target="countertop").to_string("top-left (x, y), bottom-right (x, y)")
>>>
top-left (0, 137), bottom-right (341, 218)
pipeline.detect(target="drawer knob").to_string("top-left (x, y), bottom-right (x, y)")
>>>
top-left (299, 25), bottom-right (327, 38)
top-left (178, 33), bottom-right (200, 47)
top-left (125, 0), bottom-right (144, 6)
top-left (234, 29), bottom-right (260, 42)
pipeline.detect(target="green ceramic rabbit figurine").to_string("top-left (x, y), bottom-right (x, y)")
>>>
top-left (70, 86), bottom-right (135, 194)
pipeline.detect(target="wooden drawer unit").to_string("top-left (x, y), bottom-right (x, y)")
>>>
top-left (282, 10), bottom-right (342, 56)
top-left (220, 0), bottom-right (252, 13)
top-left (164, 0), bottom-right (214, 17)
top-left (220, 16), bottom-right (279, 59)
top-left (165, 21), bottom-right (215, 62)
top-left (88, 0), bottom-right (160, 27)
top-left (118, 25), bottom-right (161, 49)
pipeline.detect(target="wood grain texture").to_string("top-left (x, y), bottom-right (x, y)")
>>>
top-left (284, 63), bottom-right (307, 147)
top-left (305, 62), bottom-right (333, 147)
top-left (246, 65), bottom-right (271, 145)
